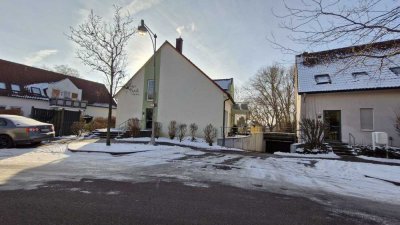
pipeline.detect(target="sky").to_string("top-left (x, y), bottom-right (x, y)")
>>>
top-left (0, 0), bottom-right (393, 88)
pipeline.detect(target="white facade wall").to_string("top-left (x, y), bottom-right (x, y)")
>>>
top-left (48, 79), bottom-right (82, 100)
top-left (298, 89), bottom-right (400, 147)
top-left (0, 96), bottom-right (49, 116)
top-left (157, 44), bottom-right (231, 138)
top-left (115, 68), bottom-right (145, 126)
top-left (84, 106), bottom-right (116, 119)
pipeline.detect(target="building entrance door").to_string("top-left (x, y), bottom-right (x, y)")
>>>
top-left (323, 110), bottom-right (341, 142)
top-left (145, 108), bottom-right (153, 129)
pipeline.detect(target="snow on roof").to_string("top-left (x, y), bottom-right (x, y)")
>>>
top-left (213, 78), bottom-right (232, 90)
top-left (297, 47), bottom-right (400, 94)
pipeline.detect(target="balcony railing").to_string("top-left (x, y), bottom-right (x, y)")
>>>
top-left (49, 98), bottom-right (88, 109)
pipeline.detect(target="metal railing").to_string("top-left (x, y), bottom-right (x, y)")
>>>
top-left (349, 133), bottom-right (356, 146)
top-left (49, 98), bottom-right (88, 109)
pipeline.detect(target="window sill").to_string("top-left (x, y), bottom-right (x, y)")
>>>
top-left (361, 129), bottom-right (374, 132)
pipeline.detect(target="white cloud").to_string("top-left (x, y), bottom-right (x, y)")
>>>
top-left (176, 22), bottom-right (196, 36)
top-left (124, 0), bottom-right (163, 15)
top-left (24, 49), bottom-right (58, 66)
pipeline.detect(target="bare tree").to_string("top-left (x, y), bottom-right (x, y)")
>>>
top-left (177, 123), bottom-right (187, 142)
top-left (271, 0), bottom-right (400, 62)
top-left (67, 5), bottom-right (136, 146)
top-left (41, 64), bottom-right (80, 77)
top-left (244, 64), bottom-right (296, 132)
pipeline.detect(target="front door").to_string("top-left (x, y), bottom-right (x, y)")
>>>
top-left (145, 108), bottom-right (153, 130)
top-left (323, 110), bottom-right (341, 142)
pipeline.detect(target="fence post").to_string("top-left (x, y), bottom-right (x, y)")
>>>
top-left (59, 108), bottom-right (65, 137)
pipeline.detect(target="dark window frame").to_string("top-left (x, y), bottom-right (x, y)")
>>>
top-left (389, 67), bottom-right (400, 75)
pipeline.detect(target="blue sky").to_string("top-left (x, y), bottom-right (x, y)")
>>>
top-left (0, 0), bottom-right (392, 87)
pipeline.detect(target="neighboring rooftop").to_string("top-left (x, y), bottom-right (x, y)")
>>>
top-left (296, 39), bottom-right (400, 94)
top-left (214, 78), bottom-right (233, 91)
top-left (0, 59), bottom-right (116, 106)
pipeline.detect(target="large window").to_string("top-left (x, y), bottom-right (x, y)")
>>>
top-left (52, 89), bottom-right (60, 98)
top-left (11, 84), bottom-right (20, 92)
top-left (147, 79), bottom-right (155, 101)
top-left (0, 82), bottom-right (6, 90)
top-left (360, 108), bottom-right (373, 131)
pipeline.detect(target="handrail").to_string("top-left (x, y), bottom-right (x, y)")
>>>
top-left (349, 133), bottom-right (356, 146)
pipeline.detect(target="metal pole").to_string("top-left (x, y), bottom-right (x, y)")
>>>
top-left (149, 34), bottom-right (157, 145)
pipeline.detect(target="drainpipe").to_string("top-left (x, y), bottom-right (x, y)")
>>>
top-left (222, 97), bottom-right (229, 146)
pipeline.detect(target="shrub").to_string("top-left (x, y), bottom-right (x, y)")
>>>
top-left (177, 123), bottom-right (187, 142)
top-left (70, 119), bottom-right (85, 136)
top-left (85, 116), bottom-right (116, 132)
top-left (189, 123), bottom-right (198, 141)
top-left (204, 124), bottom-right (217, 146)
top-left (155, 122), bottom-right (162, 139)
top-left (299, 118), bottom-right (327, 153)
top-left (168, 120), bottom-right (177, 139)
top-left (127, 118), bottom-right (141, 137)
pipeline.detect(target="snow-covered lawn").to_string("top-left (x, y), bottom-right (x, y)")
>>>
top-left (357, 155), bottom-right (400, 165)
top-left (0, 142), bottom-right (399, 205)
top-left (68, 140), bottom-right (177, 153)
top-left (274, 151), bottom-right (340, 159)
top-left (117, 137), bottom-right (243, 151)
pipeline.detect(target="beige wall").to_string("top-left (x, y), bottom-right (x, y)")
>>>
top-left (115, 68), bottom-right (145, 126)
top-left (157, 44), bottom-right (231, 138)
top-left (298, 89), bottom-right (400, 147)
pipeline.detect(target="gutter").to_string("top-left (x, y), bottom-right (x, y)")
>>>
top-left (222, 97), bottom-right (230, 147)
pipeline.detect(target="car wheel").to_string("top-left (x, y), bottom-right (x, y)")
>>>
top-left (0, 135), bottom-right (14, 148)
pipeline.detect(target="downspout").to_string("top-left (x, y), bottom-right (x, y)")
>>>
top-left (222, 97), bottom-right (229, 146)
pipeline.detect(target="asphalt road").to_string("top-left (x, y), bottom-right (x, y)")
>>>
top-left (1, 179), bottom-right (399, 225)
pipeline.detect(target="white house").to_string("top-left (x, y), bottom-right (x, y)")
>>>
top-left (296, 39), bottom-right (400, 147)
top-left (0, 59), bottom-right (116, 118)
top-left (116, 38), bottom-right (241, 138)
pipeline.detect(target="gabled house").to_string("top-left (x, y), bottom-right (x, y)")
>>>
top-left (116, 38), bottom-right (243, 138)
top-left (0, 59), bottom-right (116, 118)
top-left (296, 39), bottom-right (400, 147)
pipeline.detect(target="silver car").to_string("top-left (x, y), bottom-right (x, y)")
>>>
top-left (0, 114), bottom-right (55, 148)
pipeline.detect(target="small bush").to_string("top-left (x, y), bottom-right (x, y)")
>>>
top-left (189, 123), bottom-right (198, 141)
top-left (155, 122), bottom-right (162, 139)
top-left (70, 119), bottom-right (85, 136)
top-left (168, 120), bottom-right (177, 139)
top-left (85, 116), bottom-right (116, 132)
top-left (177, 123), bottom-right (187, 142)
top-left (299, 118), bottom-right (327, 153)
top-left (204, 124), bottom-right (217, 146)
top-left (127, 118), bottom-right (141, 137)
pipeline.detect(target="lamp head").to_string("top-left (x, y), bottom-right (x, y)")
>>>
top-left (138, 19), bottom-right (148, 35)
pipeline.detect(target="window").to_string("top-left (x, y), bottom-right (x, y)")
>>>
top-left (352, 72), bottom-right (368, 78)
top-left (71, 93), bottom-right (78, 100)
top-left (11, 84), bottom-right (20, 92)
top-left (389, 67), bottom-right (400, 75)
top-left (314, 74), bottom-right (331, 84)
top-left (360, 108), bottom-right (373, 131)
top-left (0, 82), bottom-right (5, 90)
top-left (0, 119), bottom-right (7, 127)
top-left (31, 87), bottom-right (41, 95)
top-left (52, 89), bottom-right (60, 98)
top-left (147, 79), bottom-right (155, 101)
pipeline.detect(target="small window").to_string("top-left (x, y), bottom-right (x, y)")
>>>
top-left (31, 87), bottom-right (41, 95)
top-left (71, 93), bottom-right (78, 100)
top-left (314, 74), bottom-right (331, 84)
top-left (352, 72), bottom-right (368, 78)
top-left (52, 89), bottom-right (60, 98)
top-left (11, 84), bottom-right (20, 92)
top-left (0, 82), bottom-right (6, 90)
top-left (389, 67), bottom-right (400, 75)
top-left (360, 108), bottom-right (373, 131)
top-left (147, 79), bottom-right (155, 101)
top-left (63, 91), bottom-right (71, 99)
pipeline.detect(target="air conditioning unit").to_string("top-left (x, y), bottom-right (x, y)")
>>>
top-left (372, 132), bottom-right (388, 150)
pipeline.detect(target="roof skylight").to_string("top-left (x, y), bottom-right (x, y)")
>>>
top-left (352, 72), bottom-right (368, 78)
top-left (314, 74), bottom-right (331, 84)
top-left (389, 67), bottom-right (400, 75)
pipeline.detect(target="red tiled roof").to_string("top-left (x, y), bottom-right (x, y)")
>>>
top-left (0, 59), bottom-right (116, 106)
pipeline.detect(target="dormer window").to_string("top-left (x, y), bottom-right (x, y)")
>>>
top-left (314, 74), bottom-right (331, 84)
top-left (389, 67), bottom-right (400, 75)
top-left (352, 72), bottom-right (368, 78)
top-left (11, 84), bottom-right (20, 92)
top-left (31, 87), bottom-right (41, 95)
top-left (0, 82), bottom-right (5, 90)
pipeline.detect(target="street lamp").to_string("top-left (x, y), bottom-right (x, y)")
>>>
top-left (138, 19), bottom-right (158, 145)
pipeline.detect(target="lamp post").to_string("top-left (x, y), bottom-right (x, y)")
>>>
top-left (138, 19), bottom-right (157, 145)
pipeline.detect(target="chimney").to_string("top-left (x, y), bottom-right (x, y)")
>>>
top-left (176, 37), bottom-right (183, 54)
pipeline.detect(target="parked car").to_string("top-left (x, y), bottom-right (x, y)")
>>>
top-left (0, 114), bottom-right (55, 148)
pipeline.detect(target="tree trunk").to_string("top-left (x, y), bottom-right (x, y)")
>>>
top-left (106, 83), bottom-right (114, 146)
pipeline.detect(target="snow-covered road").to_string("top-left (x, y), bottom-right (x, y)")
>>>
top-left (0, 141), bottom-right (399, 205)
